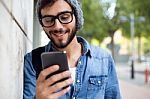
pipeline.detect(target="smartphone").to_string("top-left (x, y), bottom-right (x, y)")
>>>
top-left (41, 51), bottom-right (69, 79)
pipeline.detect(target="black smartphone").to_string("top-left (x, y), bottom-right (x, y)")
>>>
top-left (41, 51), bottom-right (69, 79)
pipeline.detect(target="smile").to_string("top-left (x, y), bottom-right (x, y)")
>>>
top-left (52, 31), bottom-right (67, 37)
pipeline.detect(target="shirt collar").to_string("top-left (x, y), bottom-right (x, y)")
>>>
top-left (76, 36), bottom-right (91, 57)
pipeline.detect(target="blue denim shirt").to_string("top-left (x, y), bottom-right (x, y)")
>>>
top-left (24, 37), bottom-right (121, 99)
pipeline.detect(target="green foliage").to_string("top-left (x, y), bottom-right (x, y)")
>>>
top-left (80, 0), bottom-right (108, 42)
top-left (79, 0), bottom-right (150, 43)
top-left (80, 0), bottom-right (121, 43)
top-left (117, 0), bottom-right (150, 38)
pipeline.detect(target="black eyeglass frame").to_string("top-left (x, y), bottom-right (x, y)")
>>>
top-left (40, 11), bottom-right (74, 27)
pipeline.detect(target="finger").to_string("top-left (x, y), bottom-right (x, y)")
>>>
top-left (36, 78), bottom-right (72, 99)
top-left (37, 65), bottom-right (59, 83)
top-left (47, 78), bottom-right (73, 94)
top-left (48, 86), bottom-right (71, 98)
top-left (45, 70), bottom-right (71, 86)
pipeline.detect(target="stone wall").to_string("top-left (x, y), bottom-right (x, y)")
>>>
top-left (0, 0), bottom-right (33, 98)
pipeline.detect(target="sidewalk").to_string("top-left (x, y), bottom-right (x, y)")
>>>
top-left (119, 80), bottom-right (150, 99)
top-left (116, 62), bottom-right (150, 87)
top-left (116, 62), bottom-right (150, 99)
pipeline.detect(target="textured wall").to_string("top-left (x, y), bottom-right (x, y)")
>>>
top-left (0, 0), bottom-right (33, 98)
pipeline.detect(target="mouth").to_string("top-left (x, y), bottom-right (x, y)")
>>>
top-left (50, 29), bottom-right (70, 38)
top-left (53, 31), bottom-right (67, 37)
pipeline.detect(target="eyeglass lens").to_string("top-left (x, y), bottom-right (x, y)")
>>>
top-left (41, 11), bottom-right (73, 27)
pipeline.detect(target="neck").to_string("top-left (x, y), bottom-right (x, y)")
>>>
top-left (56, 36), bottom-right (82, 67)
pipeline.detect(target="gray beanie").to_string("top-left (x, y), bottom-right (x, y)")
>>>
top-left (36, 0), bottom-right (84, 31)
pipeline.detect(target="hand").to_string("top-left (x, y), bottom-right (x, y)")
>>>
top-left (36, 65), bottom-right (73, 99)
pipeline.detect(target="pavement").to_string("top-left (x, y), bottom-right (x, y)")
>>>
top-left (119, 80), bottom-right (150, 99)
top-left (116, 62), bottom-right (150, 99)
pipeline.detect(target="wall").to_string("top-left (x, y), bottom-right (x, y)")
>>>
top-left (0, 0), bottom-right (33, 98)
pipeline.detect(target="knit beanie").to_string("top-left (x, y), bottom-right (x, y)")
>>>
top-left (36, 0), bottom-right (84, 31)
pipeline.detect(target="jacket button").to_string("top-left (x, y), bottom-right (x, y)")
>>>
top-left (98, 81), bottom-right (101, 84)
top-left (79, 61), bottom-right (82, 65)
top-left (73, 97), bottom-right (76, 99)
top-left (77, 80), bottom-right (80, 83)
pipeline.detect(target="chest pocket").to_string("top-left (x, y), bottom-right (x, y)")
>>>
top-left (88, 75), bottom-right (107, 90)
top-left (86, 76), bottom-right (107, 99)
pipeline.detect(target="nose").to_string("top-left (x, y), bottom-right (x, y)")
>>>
top-left (54, 19), bottom-right (63, 29)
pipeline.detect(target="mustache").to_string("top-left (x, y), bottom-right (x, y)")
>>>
top-left (49, 29), bottom-right (70, 34)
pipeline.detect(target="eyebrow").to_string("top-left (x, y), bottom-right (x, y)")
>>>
top-left (42, 10), bottom-right (72, 18)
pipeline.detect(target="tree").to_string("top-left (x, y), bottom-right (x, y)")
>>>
top-left (80, 0), bottom-right (107, 42)
top-left (81, 0), bottom-right (120, 59)
top-left (80, 0), bottom-right (150, 60)
top-left (117, 0), bottom-right (150, 62)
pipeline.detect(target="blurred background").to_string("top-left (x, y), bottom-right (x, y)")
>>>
top-left (0, 0), bottom-right (150, 99)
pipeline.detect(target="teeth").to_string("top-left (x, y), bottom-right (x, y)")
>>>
top-left (55, 33), bottom-right (63, 36)
top-left (54, 32), bottom-right (66, 37)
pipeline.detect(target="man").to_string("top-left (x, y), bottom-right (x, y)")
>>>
top-left (24, 0), bottom-right (122, 99)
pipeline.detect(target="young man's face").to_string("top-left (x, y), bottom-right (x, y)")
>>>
top-left (41, 0), bottom-right (76, 48)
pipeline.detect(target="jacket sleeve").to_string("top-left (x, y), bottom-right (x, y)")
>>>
top-left (104, 54), bottom-right (122, 99)
top-left (23, 53), bottom-right (36, 99)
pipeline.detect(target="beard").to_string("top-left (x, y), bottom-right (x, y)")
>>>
top-left (46, 27), bottom-right (76, 48)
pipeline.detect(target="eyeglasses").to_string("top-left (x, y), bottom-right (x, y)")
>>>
top-left (40, 11), bottom-right (74, 27)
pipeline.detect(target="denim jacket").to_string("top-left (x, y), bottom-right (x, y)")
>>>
top-left (24, 37), bottom-right (121, 99)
